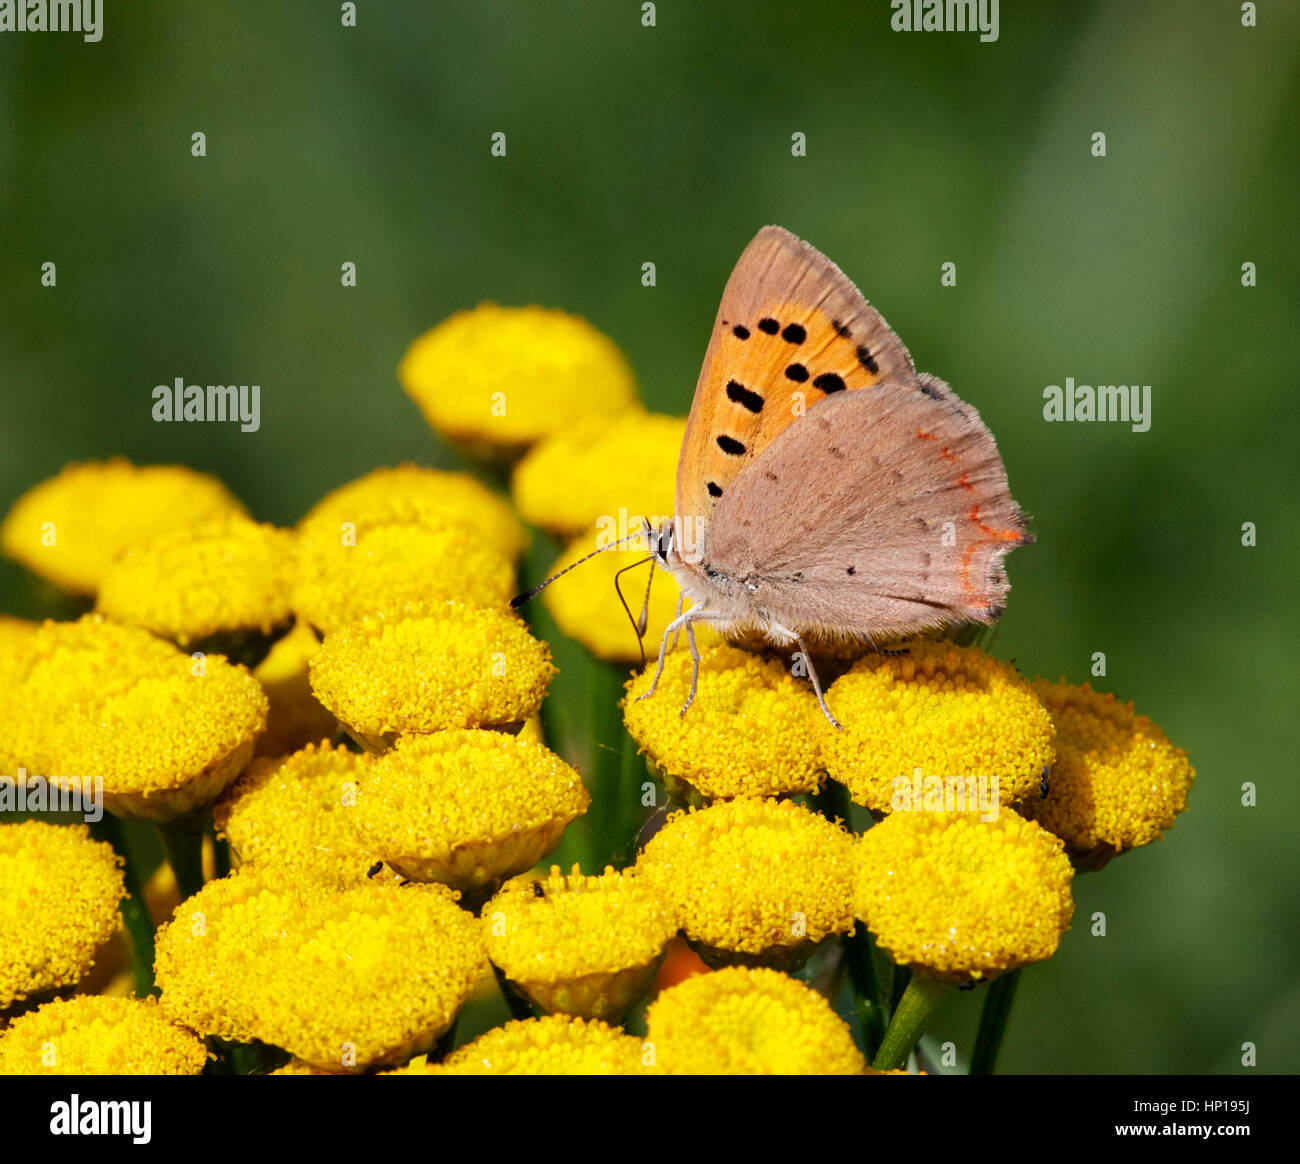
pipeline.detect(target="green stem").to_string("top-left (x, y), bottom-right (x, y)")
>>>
top-left (156, 819), bottom-right (206, 901)
top-left (90, 815), bottom-right (156, 996)
top-left (889, 962), bottom-right (912, 1015)
top-left (845, 922), bottom-right (886, 1056)
top-left (970, 968), bottom-right (1021, 1075)
top-left (584, 661), bottom-right (635, 870)
top-left (872, 972), bottom-right (952, 1072)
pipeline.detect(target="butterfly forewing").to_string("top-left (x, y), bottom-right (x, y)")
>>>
top-left (676, 226), bottom-right (916, 524)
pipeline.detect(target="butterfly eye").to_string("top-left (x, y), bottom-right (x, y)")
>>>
top-left (655, 527), bottom-right (673, 563)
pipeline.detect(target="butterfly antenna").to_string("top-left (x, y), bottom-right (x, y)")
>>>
top-left (509, 528), bottom-right (652, 609)
top-left (637, 557), bottom-right (656, 638)
top-left (613, 555), bottom-right (655, 669)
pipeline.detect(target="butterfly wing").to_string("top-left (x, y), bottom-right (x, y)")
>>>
top-left (676, 226), bottom-right (916, 524)
top-left (702, 374), bottom-right (1030, 639)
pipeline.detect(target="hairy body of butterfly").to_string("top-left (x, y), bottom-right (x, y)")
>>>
top-left (639, 225), bottom-right (1031, 728)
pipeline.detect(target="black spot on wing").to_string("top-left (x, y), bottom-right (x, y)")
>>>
top-left (725, 379), bottom-right (764, 413)
top-left (781, 323), bottom-right (806, 344)
top-left (716, 435), bottom-right (745, 456)
top-left (832, 319), bottom-right (852, 338)
top-left (856, 345), bottom-right (879, 374)
top-left (732, 324), bottom-right (750, 340)
top-left (758, 318), bottom-right (779, 335)
top-left (706, 481), bottom-right (723, 498)
top-left (784, 363), bottom-right (809, 382)
top-left (813, 372), bottom-right (846, 393)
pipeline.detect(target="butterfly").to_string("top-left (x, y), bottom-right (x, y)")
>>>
top-left (636, 225), bottom-right (1030, 727)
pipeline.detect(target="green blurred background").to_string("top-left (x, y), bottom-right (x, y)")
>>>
top-left (1, 0), bottom-right (1296, 1073)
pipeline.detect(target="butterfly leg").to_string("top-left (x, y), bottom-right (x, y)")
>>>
top-left (668, 592), bottom-right (684, 651)
top-left (678, 620), bottom-right (703, 718)
top-left (636, 606), bottom-right (699, 703)
top-left (788, 630), bottom-right (844, 731)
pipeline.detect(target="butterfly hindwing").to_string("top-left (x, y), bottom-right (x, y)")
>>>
top-left (702, 374), bottom-right (1030, 639)
top-left (676, 226), bottom-right (917, 523)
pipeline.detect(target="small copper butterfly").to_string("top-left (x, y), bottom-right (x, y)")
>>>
top-left (518, 226), bottom-right (1030, 728)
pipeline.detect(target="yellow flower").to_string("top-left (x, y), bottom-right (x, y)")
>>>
top-left (390, 1014), bottom-right (654, 1075)
top-left (624, 643), bottom-right (827, 803)
top-left (309, 601), bottom-right (555, 747)
top-left (511, 412), bottom-right (683, 538)
top-left (301, 464), bottom-right (528, 561)
top-left (0, 459), bottom-right (245, 595)
top-left (350, 731), bottom-right (589, 894)
top-left (156, 870), bottom-right (486, 1072)
top-left (399, 305), bottom-right (638, 458)
top-left (855, 809), bottom-right (1074, 984)
top-left (213, 741), bottom-right (379, 887)
top-left (293, 499), bottom-right (515, 636)
top-left (95, 516), bottom-right (296, 649)
top-left (0, 822), bottom-right (124, 1009)
top-left (636, 797), bottom-right (856, 968)
top-left (542, 535), bottom-right (720, 665)
top-left (155, 869), bottom-right (303, 1044)
top-left (1029, 679), bottom-right (1194, 868)
top-left (483, 866), bottom-right (675, 1021)
top-left (0, 616), bottom-right (267, 822)
top-left (824, 641), bottom-right (1055, 814)
top-left (0, 996), bottom-right (207, 1075)
top-left (0, 615), bottom-right (39, 654)
top-left (271, 1058), bottom-right (341, 1076)
top-left (251, 621), bottom-right (339, 758)
top-left (645, 966), bottom-right (865, 1075)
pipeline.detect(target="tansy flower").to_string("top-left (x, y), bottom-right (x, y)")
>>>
top-left (624, 643), bottom-right (827, 803)
top-left (301, 463), bottom-right (528, 561)
top-left (636, 797), bottom-right (856, 969)
top-left (399, 305), bottom-right (638, 458)
top-left (483, 866), bottom-right (675, 1021)
top-left (309, 601), bottom-right (555, 749)
top-left (0, 996), bottom-right (207, 1075)
top-left (272, 1059), bottom-right (341, 1076)
top-left (251, 621), bottom-right (339, 757)
top-left (95, 516), bottom-right (296, 656)
top-left (389, 1014), bottom-right (654, 1075)
top-left (0, 615), bottom-right (39, 653)
top-left (156, 870), bottom-right (486, 1072)
top-left (0, 616), bottom-right (267, 822)
top-left (511, 412), bottom-right (683, 538)
top-left (824, 641), bottom-right (1055, 814)
top-left (293, 499), bottom-right (515, 636)
top-left (1029, 679), bottom-right (1194, 869)
top-left (349, 731), bottom-right (589, 895)
top-left (542, 535), bottom-right (720, 665)
top-left (0, 459), bottom-right (245, 596)
top-left (155, 869), bottom-right (307, 1044)
top-left (645, 966), bottom-right (865, 1075)
top-left (0, 822), bottom-right (124, 1010)
top-left (855, 809), bottom-right (1075, 985)
top-left (213, 741), bottom-right (380, 888)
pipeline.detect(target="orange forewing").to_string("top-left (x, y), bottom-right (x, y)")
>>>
top-left (676, 226), bottom-right (916, 522)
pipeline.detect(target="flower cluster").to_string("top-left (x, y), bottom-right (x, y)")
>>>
top-left (0, 303), bottom-right (1195, 1076)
